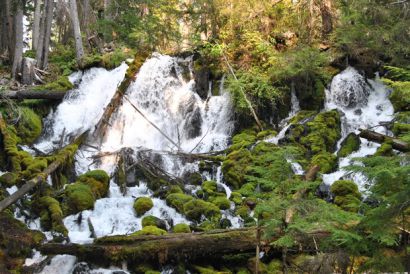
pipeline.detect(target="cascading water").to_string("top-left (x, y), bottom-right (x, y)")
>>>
top-left (322, 67), bottom-right (394, 189)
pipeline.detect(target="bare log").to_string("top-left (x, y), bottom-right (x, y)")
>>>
top-left (0, 89), bottom-right (66, 100)
top-left (40, 228), bottom-right (257, 264)
top-left (304, 165), bottom-right (320, 182)
top-left (359, 129), bottom-right (409, 152)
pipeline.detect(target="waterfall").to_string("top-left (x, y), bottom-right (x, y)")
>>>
top-left (323, 67), bottom-right (394, 189)
top-left (34, 53), bottom-right (235, 245)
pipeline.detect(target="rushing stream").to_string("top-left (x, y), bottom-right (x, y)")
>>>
top-left (26, 57), bottom-right (395, 273)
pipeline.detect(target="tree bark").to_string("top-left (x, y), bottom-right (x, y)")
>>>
top-left (0, 89), bottom-right (67, 100)
top-left (32, 0), bottom-right (42, 50)
top-left (40, 228), bottom-right (258, 264)
top-left (11, 0), bottom-right (24, 80)
top-left (69, 0), bottom-right (84, 66)
top-left (320, 0), bottom-right (333, 39)
top-left (21, 57), bottom-right (36, 84)
top-left (359, 129), bottom-right (409, 152)
top-left (36, 0), bottom-right (54, 69)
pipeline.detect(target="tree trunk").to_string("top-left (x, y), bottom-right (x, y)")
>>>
top-left (40, 228), bottom-right (258, 265)
top-left (11, 0), bottom-right (24, 80)
top-left (36, 0), bottom-right (53, 69)
top-left (359, 129), bottom-right (409, 152)
top-left (21, 57), bottom-right (36, 84)
top-left (32, 0), bottom-right (42, 50)
top-left (0, 89), bottom-right (67, 100)
top-left (320, 0), bottom-right (333, 39)
top-left (69, 0), bottom-right (84, 66)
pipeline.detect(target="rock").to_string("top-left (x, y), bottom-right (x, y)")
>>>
top-left (133, 197), bottom-right (154, 216)
top-left (141, 215), bottom-right (167, 230)
top-left (219, 218), bottom-right (232, 229)
top-left (172, 223), bottom-right (191, 233)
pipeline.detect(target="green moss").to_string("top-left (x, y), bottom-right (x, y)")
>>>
top-left (15, 107), bottom-right (42, 145)
top-left (78, 170), bottom-right (110, 198)
top-left (338, 133), bottom-right (361, 158)
top-left (267, 259), bottom-right (282, 273)
top-left (210, 196), bottom-right (231, 210)
top-left (289, 110), bottom-right (317, 124)
top-left (168, 185), bottom-right (183, 194)
top-left (222, 148), bottom-right (252, 189)
top-left (38, 196), bottom-right (67, 236)
top-left (172, 223), bottom-right (191, 233)
top-left (166, 193), bottom-right (193, 213)
top-left (79, 170), bottom-right (110, 185)
top-left (0, 172), bottom-right (18, 187)
top-left (237, 183), bottom-right (256, 197)
top-left (256, 129), bottom-right (277, 140)
top-left (310, 152), bottom-right (338, 173)
top-left (134, 197), bottom-right (154, 216)
top-left (186, 172), bottom-right (203, 185)
top-left (384, 66), bottom-right (410, 81)
top-left (64, 183), bottom-right (95, 214)
top-left (202, 180), bottom-right (217, 195)
top-left (375, 142), bottom-right (394, 156)
top-left (235, 205), bottom-right (250, 219)
top-left (300, 110), bottom-right (341, 154)
top-left (383, 79), bottom-right (410, 112)
top-left (34, 75), bottom-right (73, 92)
top-left (183, 199), bottom-right (221, 221)
top-left (131, 225), bottom-right (167, 236)
top-left (228, 130), bottom-right (257, 152)
top-left (331, 180), bottom-right (361, 212)
top-left (230, 192), bottom-right (243, 205)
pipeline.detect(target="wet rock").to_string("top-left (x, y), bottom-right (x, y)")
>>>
top-left (316, 182), bottom-right (331, 201)
top-left (219, 218), bottom-right (232, 229)
top-left (193, 67), bottom-right (210, 100)
top-left (72, 262), bottom-right (91, 274)
top-left (183, 105), bottom-right (202, 139)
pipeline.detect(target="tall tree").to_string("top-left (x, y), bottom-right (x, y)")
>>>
top-left (0, 0), bottom-right (13, 62)
top-left (12, 0), bottom-right (25, 79)
top-left (36, 0), bottom-right (54, 69)
top-left (68, 0), bottom-right (84, 66)
top-left (32, 0), bottom-right (42, 50)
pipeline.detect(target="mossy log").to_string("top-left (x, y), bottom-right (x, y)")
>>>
top-left (40, 228), bottom-right (258, 264)
top-left (0, 133), bottom-right (86, 212)
top-left (359, 129), bottom-right (409, 152)
top-left (0, 89), bottom-right (66, 100)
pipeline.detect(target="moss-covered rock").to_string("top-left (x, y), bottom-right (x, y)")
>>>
top-left (134, 197), bottom-right (154, 216)
top-left (166, 193), bottom-right (193, 213)
top-left (256, 129), bottom-right (277, 140)
top-left (202, 180), bottom-right (217, 195)
top-left (78, 170), bottom-right (110, 198)
top-left (185, 172), bottom-right (203, 185)
top-left (14, 107), bottom-right (42, 145)
top-left (172, 223), bottom-right (191, 233)
top-left (222, 148), bottom-right (252, 189)
top-left (237, 183), bottom-right (256, 197)
top-left (338, 133), bottom-right (361, 158)
top-left (210, 196), bottom-right (231, 210)
top-left (183, 199), bottom-right (221, 221)
top-left (375, 142), bottom-right (394, 156)
top-left (383, 78), bottom-right (410, 112)
top-left (0, 172), bottom-right (18, 187)
top-left (230, 192), bottom-right (243, 205)
top-left (35, 75), bottom-right (74, 92)
top-left (310, 152), bottom-right (338, 173)
top-left (63, 183), bottom-right (95, 214)
top-left (131, 225), bottom-right (167, 236)
top-left (330, 180), bottom-right (361, 212)
top-left (141, 215), bottom-right (167, 230)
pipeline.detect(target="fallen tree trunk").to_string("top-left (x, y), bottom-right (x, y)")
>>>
top-left (0, 133), bottom-right (86, 212)
top-left (359, 129), bottom-right (409, 152)
top-left (40, 228), bottom-right (258, 264)
top-left (0, 89), bottom-right (66, 100)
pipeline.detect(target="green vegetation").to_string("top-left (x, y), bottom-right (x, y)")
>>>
top-left (172, 223), bottom-right (191, 233)
top-left (133, 197), bottom-right (154, 216)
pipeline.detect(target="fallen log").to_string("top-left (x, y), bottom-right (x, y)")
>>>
top-left (40, 228), bottom-right (258, 264)
top-left (0, 89), bottom-right (66, 100)
top-left (359, 129), bottom-right (409, 152)
top-left (0, 133), bottom-right (86, 212)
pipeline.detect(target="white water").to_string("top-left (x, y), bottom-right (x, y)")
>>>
top-left (323, 67), bottom-right (394, 189)
top-left (35, 64), bottom-right (128, 153)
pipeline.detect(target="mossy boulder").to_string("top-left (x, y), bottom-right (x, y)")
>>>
top-left (141, 215), bottom-right (167, 230)
top-left (330, 180), bottom-right (361, 212)
top-left (375, 142), bottom-right (394, 156)
top-left (338, 133), bottom-right (361, 158)
top-left (237, 183), bottom-right (256, 197)
top-left (64, 183), bottom-right (95, 214)
top-left (310, 152), bottom-right (338, 173)
top-left (210, 196), bottom-right (231, 210)
top-left (256, 129), bottom-right (277, 140)
top-left (172, 223), bottom-right (191, 233)
top-left (230, 192), bottom-right (243, 205)
top-left (235, 206), bottom-right (250, 219)
top-left (222, 148), bottom-right (252, 189)
top-left (228, 130), bottom-right (257, 152)
top-left (35, 75), bottom-right (74, 92)
top-left (185, 172), bottom-right (203, 185)
top-left (134, 197), bottom-right (154, 216)
top-left (132, 225), bottom-right (167, 236)
top-left (15, 107), bottom-right (42, 145)
top-left (0, 172), bottom-right (18, 187)
top-left (202, 180), bottom-right (217, 195)
top-left (300, 110), bottom-right (341, 154)
top-left (384, 79), bottom-right (410, 112)
top-left (78, 170), bottom-right (110, 198)
top-left (166, 193), bottom-right (193, 213)
top-left (183, 199), bottom-right (221, 221)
